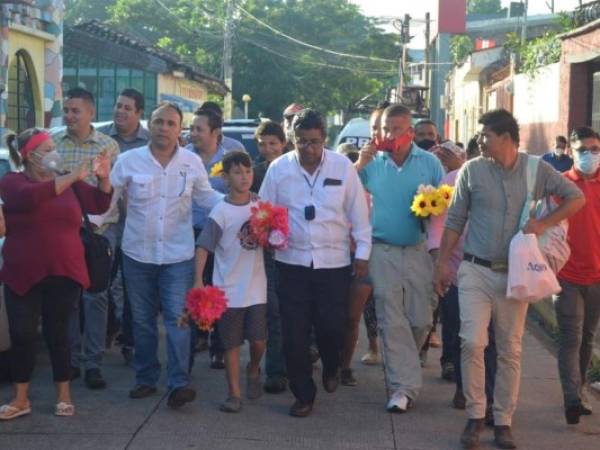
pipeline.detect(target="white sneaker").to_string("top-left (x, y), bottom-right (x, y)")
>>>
top-left (360, 350), bottom-right (381, 365)
top-left (386, 391), bottom-right (412, 413)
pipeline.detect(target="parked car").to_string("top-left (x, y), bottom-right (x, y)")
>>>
top-left (334, 118), bottom-right (370, 149)
top-left (222, 118), bottom-right (262, 161)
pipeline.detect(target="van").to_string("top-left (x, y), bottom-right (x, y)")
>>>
top-left (334, 118), bottom-right (370, 149)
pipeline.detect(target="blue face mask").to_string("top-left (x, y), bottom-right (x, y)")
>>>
top-left (575, 151), bottom-right (600, 175)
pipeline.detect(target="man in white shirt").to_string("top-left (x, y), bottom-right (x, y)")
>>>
top-left (259, 109), bottom-right (372, 417)
top-left (110, 102), bottom-right (222, 408)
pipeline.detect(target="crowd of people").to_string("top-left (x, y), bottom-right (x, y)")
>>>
top-left (0, 85), bottom-right (599, 450)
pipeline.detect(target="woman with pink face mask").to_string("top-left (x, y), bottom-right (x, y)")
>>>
top-left (0, 128), bottom-right (112, 420)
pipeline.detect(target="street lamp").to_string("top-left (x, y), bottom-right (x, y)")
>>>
top-left (242, 94), bottom-right (252, 119)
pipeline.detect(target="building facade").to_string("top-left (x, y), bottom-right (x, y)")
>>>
top-left (0, 0), bottom-right (64, 138)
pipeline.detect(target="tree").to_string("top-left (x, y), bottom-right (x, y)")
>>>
top-left (467, 0), bottom-right (503, 14)
top-left (450, 35), bottom-right (474, 65)
top-left (62, 0), bottom-right (399, 119)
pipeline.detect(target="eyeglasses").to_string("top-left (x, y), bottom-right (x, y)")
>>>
top-left (304, 205), bottom-right (315, 221)
top-left (295, 138), bottom-right (324, 148)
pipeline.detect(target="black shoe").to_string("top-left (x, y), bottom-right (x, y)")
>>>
top-left (129, 385), bottom-right (157, 399)
top-left (210, 353), bottom-right (225, 370)
top-left (485, 404), bottom-right (495, 427)
top-left (494, 425), bottom-right (516, 449)
top-left (452, 388), bottom-right (466, 410)
top-left (167, 386), bottom-right (196, 408)
top-left (441, 362), bottom-right (455, 382)
top-left (70, 366), bottom-right (81, 381)
top-left (121, 346), bottom-right (134, 365)
top-left (322, 370), bottom-right (339, 393)
top-left (85, 368), bottom-right (107, 390)
top-left (263, 376), bottom-right (287, 394)
top-left (460, 418), bottom-right (484, 449)
top-left (289, 400), bottom-right (313, 417)
top-left (309, 345), bottom-right (320, 364)
top-left (340, 368), bottom-right (357, 387)
top-left (565, 404), bottom-right (581, 425)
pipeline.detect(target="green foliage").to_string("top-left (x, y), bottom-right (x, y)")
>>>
top-left (60, 0), bottom-right (399, 119)
top-left (467, 0), bottom-right (503, 14)
top-left (450, 35), bottom-right (474, 65)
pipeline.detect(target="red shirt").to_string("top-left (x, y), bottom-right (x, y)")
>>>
top-left (0, 173), bottom-right (112, 295)
top-left (558, 168), bottom-right (600, 285)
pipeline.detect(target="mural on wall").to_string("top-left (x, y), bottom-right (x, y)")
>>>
top-left (0, 0), bottom-right (64, 137)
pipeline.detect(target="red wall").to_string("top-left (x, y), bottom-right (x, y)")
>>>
top-left (434, 0), bottom-right (466, 39)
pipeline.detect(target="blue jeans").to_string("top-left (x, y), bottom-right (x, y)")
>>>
top-left (69, 223), bottom-right (118, 370)
top-left (265, 252), bottom-right (286, 379)
top-left (122, 254), bottom-right (193, 391)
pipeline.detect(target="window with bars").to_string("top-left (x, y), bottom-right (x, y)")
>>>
top-left (6, 50), bottom-right (37, 133)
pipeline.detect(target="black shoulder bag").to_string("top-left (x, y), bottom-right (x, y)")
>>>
top-left (73, 185), bottom-right (113, 293)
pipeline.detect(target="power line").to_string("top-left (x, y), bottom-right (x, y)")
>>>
top-left (235, 4), bottom-right (398, 64)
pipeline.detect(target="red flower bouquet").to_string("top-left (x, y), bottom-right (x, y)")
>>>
top-left (249, 201), bottom-right (289, 250)
top-left (181, 286), bottom-right (228, 331)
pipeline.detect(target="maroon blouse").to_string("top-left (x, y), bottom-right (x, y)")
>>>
top-left (0, 173), bottom-right (112, 295)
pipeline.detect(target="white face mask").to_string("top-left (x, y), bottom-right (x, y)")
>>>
top-left (41, 150), bottom-right (64, 173)
top-left (554, 147), bottom-right (565, 156)
top-left (574, 151), bottom-right (600, 175)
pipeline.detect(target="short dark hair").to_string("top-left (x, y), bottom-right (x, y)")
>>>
top-left (478, 109), bottom-right (519, 144)
top-left (151, 102), bottom-right (183, 125)
top-left (292, 108), bottom-right (326, 137)
top-left (382, 104), bottom-right (412, 119)
top-left (466, 134), bottom-right (481, 159)
top-left (65, 87), bottom-right (95, 105)
top-left (193, 108), bottom-right (223, 131)
top-left (198, 101), bottom-right (223, 117)
top-left (569, 127), bottom-right (599, 143)
top-left (255, 120), bottom-right (285, 143)
top-left (414, 119), bottom-right (437, 130)
top-left (119, 88), bottom-right (144, 111)
top-left (555, 135), bottom-right (567, 145)
top-left (222, 150), bottom-right (252, 173)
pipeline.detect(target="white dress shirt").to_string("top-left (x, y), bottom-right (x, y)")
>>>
top-left (110, 145), bottom-right (223, 265)
top-left (259, 149), bottom-right (372, 269)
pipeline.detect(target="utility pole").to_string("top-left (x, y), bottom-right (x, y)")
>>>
top-left (424, 12), bottom-right (431, 109)
top-left (223, 0), bottom-right (234, 119)
top-left (398, 14), bottom-right (410, 104)
top-left (520, 0), bottom-right (529, 46)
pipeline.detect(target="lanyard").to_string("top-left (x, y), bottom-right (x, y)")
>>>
top-left (296, 152), bottom-right (325, 196)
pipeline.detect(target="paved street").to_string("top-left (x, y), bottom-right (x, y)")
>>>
top-left (1, 321), bottom-right (599, 450)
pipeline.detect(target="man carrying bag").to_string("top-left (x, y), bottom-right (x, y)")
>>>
top-left (434, 109), bottom-right (584, 449)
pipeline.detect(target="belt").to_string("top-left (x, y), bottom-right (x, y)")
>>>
top-left (463, 253), bottom-right (508, 273)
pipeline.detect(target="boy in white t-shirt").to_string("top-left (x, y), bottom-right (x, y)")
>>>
top-left (194, 151), bottom-right (267, 413)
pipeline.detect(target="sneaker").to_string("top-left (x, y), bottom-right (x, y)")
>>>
top-left (263, 376), bottom-right (287, 394)
top-left (340, 368), bottom-right (357, 386)
top-left (360, 350), bottom-right (381, 365)
top-left (441, 362), bottom-right (455, 382)
top-left (220, 396), bottom-right (242, 413)
top-left (210, 353), bottom-right (225, 370)
top-left (386, 391), bottom-right (412, 413)
top-left (84, 368), bottom-right (107, 390)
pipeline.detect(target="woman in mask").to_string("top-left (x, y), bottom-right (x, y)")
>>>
top-left (0, 128), bottom-right (112, 420)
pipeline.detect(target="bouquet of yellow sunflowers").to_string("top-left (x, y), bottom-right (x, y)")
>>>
top-left (410, 184), bottom-right (454, 218)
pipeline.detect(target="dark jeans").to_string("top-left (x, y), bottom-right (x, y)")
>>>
top-left (363, 293), bottom-right (378, 340)
top-left (448, 284), bottom-right (497, 402)
top-left (555, 279), bottom-right (600, 408)
top-left (108, 247), bottom-right (134, 347)
top-left (441, 286), bottom-right (460, 366)
top-left (5, 277), bottom-right (81, 383)
top-left (276, 262), bottom-right (351, 404)
top-left (265, 252), bottom-right (286, 379)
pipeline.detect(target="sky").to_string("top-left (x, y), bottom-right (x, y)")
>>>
top-left (350, 0), bottom-right (583, 48)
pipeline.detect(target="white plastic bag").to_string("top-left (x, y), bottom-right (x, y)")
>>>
top-left (506, 231), bottom-right (561, 303)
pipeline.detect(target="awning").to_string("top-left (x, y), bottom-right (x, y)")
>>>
top-left (566, 50), bottom-right (600, 64)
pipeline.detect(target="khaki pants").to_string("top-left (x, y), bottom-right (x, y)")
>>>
top-left (370, 242), bottom-right (436, 400)
top-left (458, 261), bottom-right (528, 426)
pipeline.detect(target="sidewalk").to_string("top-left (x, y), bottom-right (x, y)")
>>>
top-left (1, 322), bottom-right (599, 450)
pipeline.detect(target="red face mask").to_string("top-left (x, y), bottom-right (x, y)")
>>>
top-left (374, 130), bottom-right (413, 152)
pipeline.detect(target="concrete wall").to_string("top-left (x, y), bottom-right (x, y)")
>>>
top-left (513, 64), bottom-right (561, 155)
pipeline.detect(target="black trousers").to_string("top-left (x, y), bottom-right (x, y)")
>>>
top-left (276, 262), bottom-right (351, 404)
top-left (5, 277), bottom-right (81, 383)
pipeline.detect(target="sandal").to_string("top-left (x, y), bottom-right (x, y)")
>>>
top-left (55, 402), bottom-right (75, 417)
top-left (0, 404), bottom-right (31, 420)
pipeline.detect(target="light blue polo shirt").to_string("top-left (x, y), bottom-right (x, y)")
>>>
top-left (359, 144), bottom-right (444, 246)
